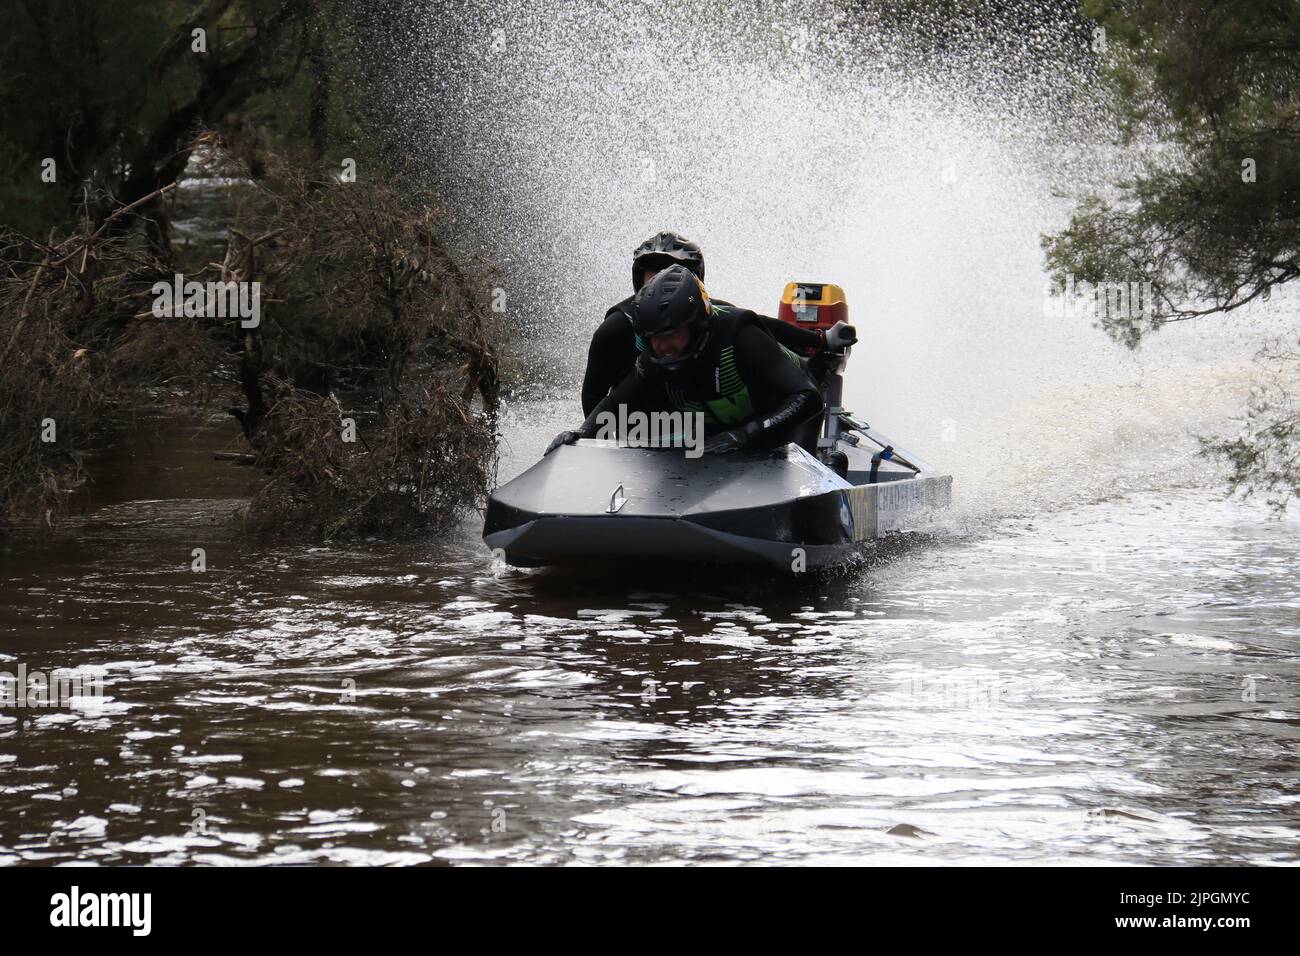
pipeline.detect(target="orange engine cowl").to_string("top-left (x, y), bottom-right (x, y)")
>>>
top-left (777, 282), bottom-right (847, 353)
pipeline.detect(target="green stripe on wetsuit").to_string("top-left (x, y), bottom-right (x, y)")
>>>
top-left (665, 341), bottom-right (803, 427)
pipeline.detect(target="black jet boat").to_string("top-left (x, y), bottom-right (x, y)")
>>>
top-left (483, 282), bottom-right (951, 571)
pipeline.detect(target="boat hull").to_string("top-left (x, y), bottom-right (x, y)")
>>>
top-left (483, 440), bottom-right (951, 570)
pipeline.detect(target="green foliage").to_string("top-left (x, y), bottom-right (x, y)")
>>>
top-left (1046, 0), bottom-right (1300, 507)
top-left (1046, 0), bottom-right (1300, 341)
top-left (0, 0), bottom-right (178, 231)
top-left (1199, 340), bottom-right (1300, 514)
top-left (0, 0), bottom-right (370, 237)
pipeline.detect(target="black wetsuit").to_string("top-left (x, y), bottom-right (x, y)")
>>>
top-left (581, 295), bottom-right (824, 417)
top-left (579, 306), bottom-right (824, 453)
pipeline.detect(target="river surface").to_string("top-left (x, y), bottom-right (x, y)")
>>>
top-left (3, 0), bottom-right (1296, 869)
top-left (1, 410), bottom-right (1297, 866)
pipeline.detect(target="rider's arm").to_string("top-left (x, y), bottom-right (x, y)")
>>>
top-left (581, 311), bottom-right (635, 417)
top-left (731, 323), bottom-right (824, 448)
top-left (760, 314), bottom-right (824, 352)
top-left (577, 360), bottom-right (662, 438)
top-left (549, 355), bottom-right (664, 455)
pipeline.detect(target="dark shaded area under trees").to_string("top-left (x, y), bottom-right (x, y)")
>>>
top-left (0, 0), bottom-right (507, 538)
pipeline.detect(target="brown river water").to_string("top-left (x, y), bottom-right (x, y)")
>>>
top-left (5, 0), bottom-right (1297, 870)
top-left (1, 406), bottom-right (1297, 865)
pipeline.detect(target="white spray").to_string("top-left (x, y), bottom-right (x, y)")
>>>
top-left (378, 0), bottom-right (1297, 520)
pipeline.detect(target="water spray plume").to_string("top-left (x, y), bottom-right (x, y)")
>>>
top-left (364, 0), bottom-right (1298, 523)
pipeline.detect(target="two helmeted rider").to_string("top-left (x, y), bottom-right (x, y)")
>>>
top-left (552, 236), bottom-right (856, 456)
top-left (580, 231), bottom-right (857, 418)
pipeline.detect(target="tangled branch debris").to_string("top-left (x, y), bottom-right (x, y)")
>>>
top-left (224, 155), bottom-right (505, 537)
top-left (1, 150), bottom-right (507, 540)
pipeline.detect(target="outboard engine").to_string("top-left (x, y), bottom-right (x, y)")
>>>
top-left (777, 282), bottom-right (849, 356)
top-left (778, 281), bottom-right (851, 473)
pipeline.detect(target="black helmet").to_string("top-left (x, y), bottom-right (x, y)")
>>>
top-left (632, 231), bottom-right (704, 291)
top-left (631, 264), bottom-right (713, 373)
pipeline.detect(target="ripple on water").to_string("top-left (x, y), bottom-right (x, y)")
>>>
top-left (0, 489), bottom-right (1297, 864)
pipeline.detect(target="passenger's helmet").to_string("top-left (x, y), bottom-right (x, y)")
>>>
top-left (632, 231), bottom-right (704, 291)
top-left (631, 264), bottom-right (713, 373)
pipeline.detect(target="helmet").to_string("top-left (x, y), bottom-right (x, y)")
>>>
top-left (631, 264), bottom-right (713, 373)
top-left (631, 231), bottom-right (704, 291)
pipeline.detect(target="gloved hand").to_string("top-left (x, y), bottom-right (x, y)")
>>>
top-left (702, 421), bottom-right (760, 454)
top-left (544, 430), bottom-right (580, 456)
top-left (822, 320), bottom-right (857, 351)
